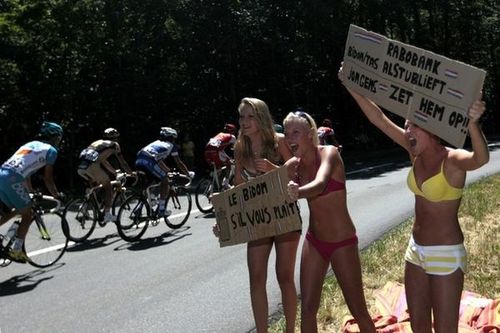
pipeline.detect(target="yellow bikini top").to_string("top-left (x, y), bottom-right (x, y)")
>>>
top-left (407, 159), bottom-right (463, 202)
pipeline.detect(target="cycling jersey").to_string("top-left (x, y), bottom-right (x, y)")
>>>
top-left (79, 140), bottom-right (121, 164)
top-left (1, 141), bottom-right (58, 179)
top-left (204, 132), bottom-right (236, 168)
top-left (0, 141), bottom-right (58, 209)
top-left (205, 132), bottom-right (236, 151)
top-left (317, 126), bottom-right (335, 145)
top-left (135, 140), bottom-right (180, 180)
top-left (77, 139), bottom-right (122, 183)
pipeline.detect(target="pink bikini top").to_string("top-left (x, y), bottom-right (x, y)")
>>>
top-left (299, 150), bottom-right (345, 195)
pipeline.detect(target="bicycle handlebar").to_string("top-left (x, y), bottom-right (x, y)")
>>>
top-left (29, 192), bottom-right (63, 213)
top-left (167, 171), bottom-right (194, 187)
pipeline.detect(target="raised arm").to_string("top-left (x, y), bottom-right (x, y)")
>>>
top-left (450, 98), bottom-right (489, 170)
top-left (338, 65), bottom-right (409, 151)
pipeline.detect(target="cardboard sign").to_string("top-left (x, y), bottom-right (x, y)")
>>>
top-left (342, 24), bottom-right (486, 148)
top-left (212, 166), bottom-right (302, 247)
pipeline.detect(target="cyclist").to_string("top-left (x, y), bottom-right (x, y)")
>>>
top-left (204, 123), bottom-right (237, 169)
top-left (317, 118), bottom-right (342, 150)
top-left (77, 127), bottom-right (134, 223)
top-left (0, 121), bottom-right (64, 263)
top-left (273, 123), bottom-right (284, 134)
top-left (135, 127), bottom-right (192, 217)
top-left (204, 123), bottom-right (237, 187)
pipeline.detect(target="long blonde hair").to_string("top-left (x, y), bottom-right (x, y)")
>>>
top-left (283, 111), bottom-right (319, 146)
top-left (234, 97), bottom-right (281, 165)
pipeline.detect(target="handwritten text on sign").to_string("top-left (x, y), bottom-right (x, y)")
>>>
top-left (212, 166), bottom-right (302, 247)
top-left (342, 24), bottom-right (486, 148)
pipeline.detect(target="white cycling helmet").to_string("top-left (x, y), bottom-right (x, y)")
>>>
top-left (103, 127), bottom-right (120, 140)
top-left (160, 127), bottom-right (178, 140)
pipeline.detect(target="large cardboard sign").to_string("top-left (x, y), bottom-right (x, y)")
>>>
top-left (342, 24), bottom-right (486, 148)
top-left (212, 166), bottom-right (302, 247)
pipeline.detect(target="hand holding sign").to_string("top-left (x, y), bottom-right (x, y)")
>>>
top-left (342, 25), bottom-right (486, 148)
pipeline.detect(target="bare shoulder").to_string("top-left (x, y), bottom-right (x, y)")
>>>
top-left (447, 147), bottom-right (473, 162)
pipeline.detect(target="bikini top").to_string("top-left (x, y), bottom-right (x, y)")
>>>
top-left (298, 150), bottom-right (345, 195)
top-left (407, 159), bottom-right (463, 202)
top-left (241, 168), bottom-right (262, 182)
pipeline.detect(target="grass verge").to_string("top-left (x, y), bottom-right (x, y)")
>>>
top-left (269, 174), bottom-right (500, 332)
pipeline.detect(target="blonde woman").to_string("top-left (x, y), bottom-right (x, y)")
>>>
top-left (284, 111), bottom-right (375, 333)
top-left (339, 64), bottom-right (489, 332)
top-left (214, 97), bottom-right (299, 333)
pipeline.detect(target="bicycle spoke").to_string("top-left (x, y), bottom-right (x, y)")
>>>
top-left (25, 212), bottom-right (68, 268)
top-left (165, 187), bottom-right (191, 229)
top-left (195, 178), bottom-right (214, 213)
top-left (63, 198), bottom-right (97, 242)
top-left (117, 195), bottom-right (149, 242)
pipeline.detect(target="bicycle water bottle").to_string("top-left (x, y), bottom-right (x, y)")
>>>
top-left (6, 220), bottom-right (20, 242)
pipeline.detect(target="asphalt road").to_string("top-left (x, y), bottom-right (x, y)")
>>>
top-left (0, 144), bottom-right (499, 333)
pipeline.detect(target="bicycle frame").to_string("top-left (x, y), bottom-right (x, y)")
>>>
top-left (1, 193), bottom-right (67, 267)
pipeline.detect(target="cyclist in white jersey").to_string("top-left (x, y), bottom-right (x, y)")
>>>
top-left (135, 127), bottom-right (192, 217)
top-left (0, 121), bottom-right (64, 263)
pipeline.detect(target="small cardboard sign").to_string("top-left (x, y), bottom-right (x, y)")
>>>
top-left (343, 24), bottom-right (486, 148)
top-left (212, 166), bottom-right (302, 247)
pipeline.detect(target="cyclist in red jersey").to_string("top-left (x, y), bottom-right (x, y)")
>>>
top-left (204, 123), bottom-right (237, 169)
top-left (317, 118), bottom-right (342, 151)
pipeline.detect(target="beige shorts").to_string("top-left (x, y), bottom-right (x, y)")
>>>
top-left (77, 162), bottom-right (110, 184)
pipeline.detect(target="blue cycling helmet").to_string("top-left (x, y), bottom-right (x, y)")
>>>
top-left (40, 121), bottom-right (63, 138)
top-left (273, 124), bottom-right (283, 134)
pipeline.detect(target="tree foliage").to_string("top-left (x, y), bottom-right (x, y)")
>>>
top-left (0, 0), bottom-right (498, 187)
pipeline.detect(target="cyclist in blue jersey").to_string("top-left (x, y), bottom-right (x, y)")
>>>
top-left (0, 121), bottom-right (64, 263)
top-left (135, 127), bottom-right (192, 217)
top-left (77, 127), bottom-right (135, 223)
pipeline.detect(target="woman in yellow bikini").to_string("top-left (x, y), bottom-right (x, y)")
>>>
top-left (338, 65), bottom-right (489, 333)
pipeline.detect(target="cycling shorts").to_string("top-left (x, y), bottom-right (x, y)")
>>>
top-left (77, 160), bottom-right (111, 184)
top-left (135, 157), bottom-right (167, 181)
top-left (0, 168), bottom-right (31, 210)
top-left (204, 149), bottom-right (231, 169)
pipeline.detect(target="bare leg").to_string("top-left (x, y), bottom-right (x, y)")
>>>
top-left (102, 181), bottom-right (113, 211)
top-left (14, 206), bottom-right (33, 240)
top-left (431, 269), bottom-right (463, 333)
top-left (160, 178), bottom-right (169, 200)
top-left (331, 244), bottom-right (375, 333)
top-left (247, 237), bottom-right (273, 333)
top-left (405, 261), bottom-right (433, 333)
top-left (274, 232), bottom-right (300, 333)
top-left (300, 239), bottom-right (329, 333)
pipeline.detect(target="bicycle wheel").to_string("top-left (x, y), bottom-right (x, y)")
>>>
top-left (165, 187), bottom-right (192, 229)
top-left (25, 212), bottom-right (69, 268)
top-left (111, 188), bottom-right (136, 215)
top-left (195, 178), bottom-right (214, 213)
top-left (63, 197), bottom-right (98, 242)
top-left (116, 194), bottom-right (150, 242)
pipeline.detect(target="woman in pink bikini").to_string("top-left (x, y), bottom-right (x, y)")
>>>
top-left (338, 63), bottom-right (489, 332)
top-left (284, 111), bottom-right (375, 333)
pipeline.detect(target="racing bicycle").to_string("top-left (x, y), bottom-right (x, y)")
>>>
top-left (195, 162), bottom-right (234, 213)
top-left (62, 172), bottom-right (137, 242)
top-left (116, 171), bottom-right (193, 242)
top-left (0, 193), bottom-right (68, 268)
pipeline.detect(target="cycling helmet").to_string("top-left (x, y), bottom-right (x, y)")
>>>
top-left (273, 124), bottom-right (283, 134)
top-left (224, 123), bottom-right (236, 134)
top-left (322, 118), bottom-right (332, 128)
top-left (40, 121), bottom-right (63, 138)
top-left (160, 127), bottom-right (178, 139)
top-left (103, 127), bottom-right (120, 140)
